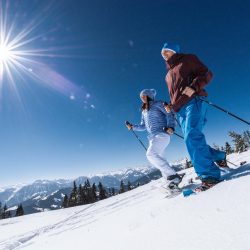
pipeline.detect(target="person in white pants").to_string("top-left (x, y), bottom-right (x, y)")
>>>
top-left (146, 133), bottom-right (174, 180)
top-left (126, 89), bottom-right (183, 190)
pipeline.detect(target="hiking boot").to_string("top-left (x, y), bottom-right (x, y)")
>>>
top-left (167, 174), bottom-right (184, 190)
top-left (215, 159), bottom-right (228, 168)
top-left (199, 176), bottom-right (221, 191)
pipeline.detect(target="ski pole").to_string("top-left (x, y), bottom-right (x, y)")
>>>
top-left (173, 119), bottom-right (184, 138)
top-left (174, 132), bottom-right (184, 139)
top-left (226, 159), bottom-right (237, 167)
top-left (175, 117), bottom-right (182, 128)
top-left (199, 98), bottom-right (250, 126)
top-left (163, 101), bottom-right (183, 135)
top-left (125, 121), bottom-right (147, 151)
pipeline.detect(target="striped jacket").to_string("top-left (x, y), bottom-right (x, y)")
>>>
top-left (133, 100), bottom-right (176, 137)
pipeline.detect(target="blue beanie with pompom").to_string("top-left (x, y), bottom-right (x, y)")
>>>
top-left (140, 89), bottom-right (157, 100)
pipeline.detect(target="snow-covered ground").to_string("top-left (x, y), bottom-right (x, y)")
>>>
top-left (1, 150), bottom-right (250, 250)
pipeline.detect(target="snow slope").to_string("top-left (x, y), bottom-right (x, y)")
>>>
top-left (0, 150), bottom-right (250, 250)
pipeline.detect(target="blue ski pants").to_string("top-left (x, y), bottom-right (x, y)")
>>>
top-left (177, 97), bottom-right (225, 180)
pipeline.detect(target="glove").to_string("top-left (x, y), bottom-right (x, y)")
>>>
top-left (163, 127), bottom-right (174, 135)
top-left (163, 102), bottom-right (173, 113)
top-left (182, 86), bottom-right (196, 97)
top-left (125, 121), bottom-right (133, 130)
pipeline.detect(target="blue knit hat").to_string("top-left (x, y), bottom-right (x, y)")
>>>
top-left (161, 43), bottom-right (180, 53)
top-left (140, 89), bottom-right (157, 100)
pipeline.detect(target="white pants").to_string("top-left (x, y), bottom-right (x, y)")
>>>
top-left (146, 133), bottom-right (176, 181)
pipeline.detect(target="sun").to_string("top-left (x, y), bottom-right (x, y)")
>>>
top-left (0, 44), bottom-right (12, 62)
top-left (0, 1), bottom-right (85, 103)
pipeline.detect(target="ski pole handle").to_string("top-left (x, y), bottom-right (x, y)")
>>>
top-left (125, 121), bottom-right (133, 130)
top-left (163, 127), bottom-right (184, 139)
top-left (125, 121), bottom-right (131, 126)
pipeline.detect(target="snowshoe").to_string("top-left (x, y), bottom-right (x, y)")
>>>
top-left (167, 173), bottom-right (185, 190)
top-left (183, 176), bottom-right (221, 197)
top-left (215, 159), bottom-right (229, 168)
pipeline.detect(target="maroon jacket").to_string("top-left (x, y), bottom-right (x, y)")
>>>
top-left (165, 53), bottom-right (213, 112)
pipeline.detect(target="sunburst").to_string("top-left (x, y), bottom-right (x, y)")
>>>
top-left (0, 44), bottom-right (11, 62)
top-left (0, 0), bottom-right (84, 103)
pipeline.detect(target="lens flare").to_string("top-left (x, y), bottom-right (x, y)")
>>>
top-left (0, 1), bottom-right (86, 104)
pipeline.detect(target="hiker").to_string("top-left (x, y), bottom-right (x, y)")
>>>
top-left (126, 89), bottom-right (183, 189)
top-left (161, 43), bottom-right (226, 190)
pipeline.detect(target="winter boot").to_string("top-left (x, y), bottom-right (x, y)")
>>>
top-left (167, 173), bottom-right (184, 190)
top-left (196, 176), bottom-right (221, 192)
top-left (215, 158), bottom-right (228, 168)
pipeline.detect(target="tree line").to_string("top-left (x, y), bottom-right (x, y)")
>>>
top-left (214, 130), bottom-right (250, 154)
top-left (62, 179), bottom-right (137, 208)
top-left (0, 202), bottom-right (24, 220)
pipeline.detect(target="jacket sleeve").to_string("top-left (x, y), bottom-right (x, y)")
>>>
top-left (132, 114), bottom-right (146, 131)
top-left (189, 55), bottom-right (213, 92)
top-left (157, 102), bottom-right (176, 130)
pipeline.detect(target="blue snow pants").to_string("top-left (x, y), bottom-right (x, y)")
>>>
top-left (177, 97), bottom-right (225, 180)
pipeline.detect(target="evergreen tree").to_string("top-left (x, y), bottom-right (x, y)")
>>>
top-left (111, 187), bottom-right (116, 196)
top-left (5, 210), bottom-right (11, 219)
top-left (62, 194), bottom-right (69, 208)
top-left (68, 181), bottom-right (78, 207)
top-left (1, 204), bottom-right (7, 219)
top-left (77, 184), bottom-right (84, 205)
top-left (229, 131), bottom-right (248, 153)
top-left (86, 180), bottom-right (93, 203)
top-left (108, 188), bottom-right (112, 197)
top-left (119, 180), bottom-right (125, 194)
top-left (107, 187), bottom-right (116, 197)
top-left (243, 130), bottom-right (250, 147)
top-left (98, 182), bottom-right (107, 200)
top-left (86, 179), bottom-right (91, 188)
top-left (15, 205), bottom-right (19, 217)
top-left (91, 183), bottom-right (98, 202)
top-left (2, 204), bottom-right (11, 219)
top-left (15, 204), bottom-right (24, 217)
top-left (225, 142), bottom-right (233, 155)
top-left (19, 204), bottom-right (24, 216)
top-left (81, 182), bottom-right (88, 204)
top-left (127, 181), bottom-right (132, 191)
top-left (83, 181), bottom-right (90, 204)
top-left (184, 158), bottom-right (193, 169)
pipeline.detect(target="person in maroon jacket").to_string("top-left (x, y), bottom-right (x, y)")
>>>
top-left (161, 43), bottom-right (227, 190)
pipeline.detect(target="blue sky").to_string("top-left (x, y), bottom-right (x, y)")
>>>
top-left (0, 0), bottom-right (250, 186)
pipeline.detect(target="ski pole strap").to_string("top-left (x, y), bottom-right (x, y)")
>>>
top-left (199, 98), bottom-right (250, 126)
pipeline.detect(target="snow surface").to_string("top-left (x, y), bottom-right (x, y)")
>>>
top-left (0, 150), bottom-right (250, 250)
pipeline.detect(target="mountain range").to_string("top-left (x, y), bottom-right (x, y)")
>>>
top-left (0, 161), bottom-right (185, 215)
